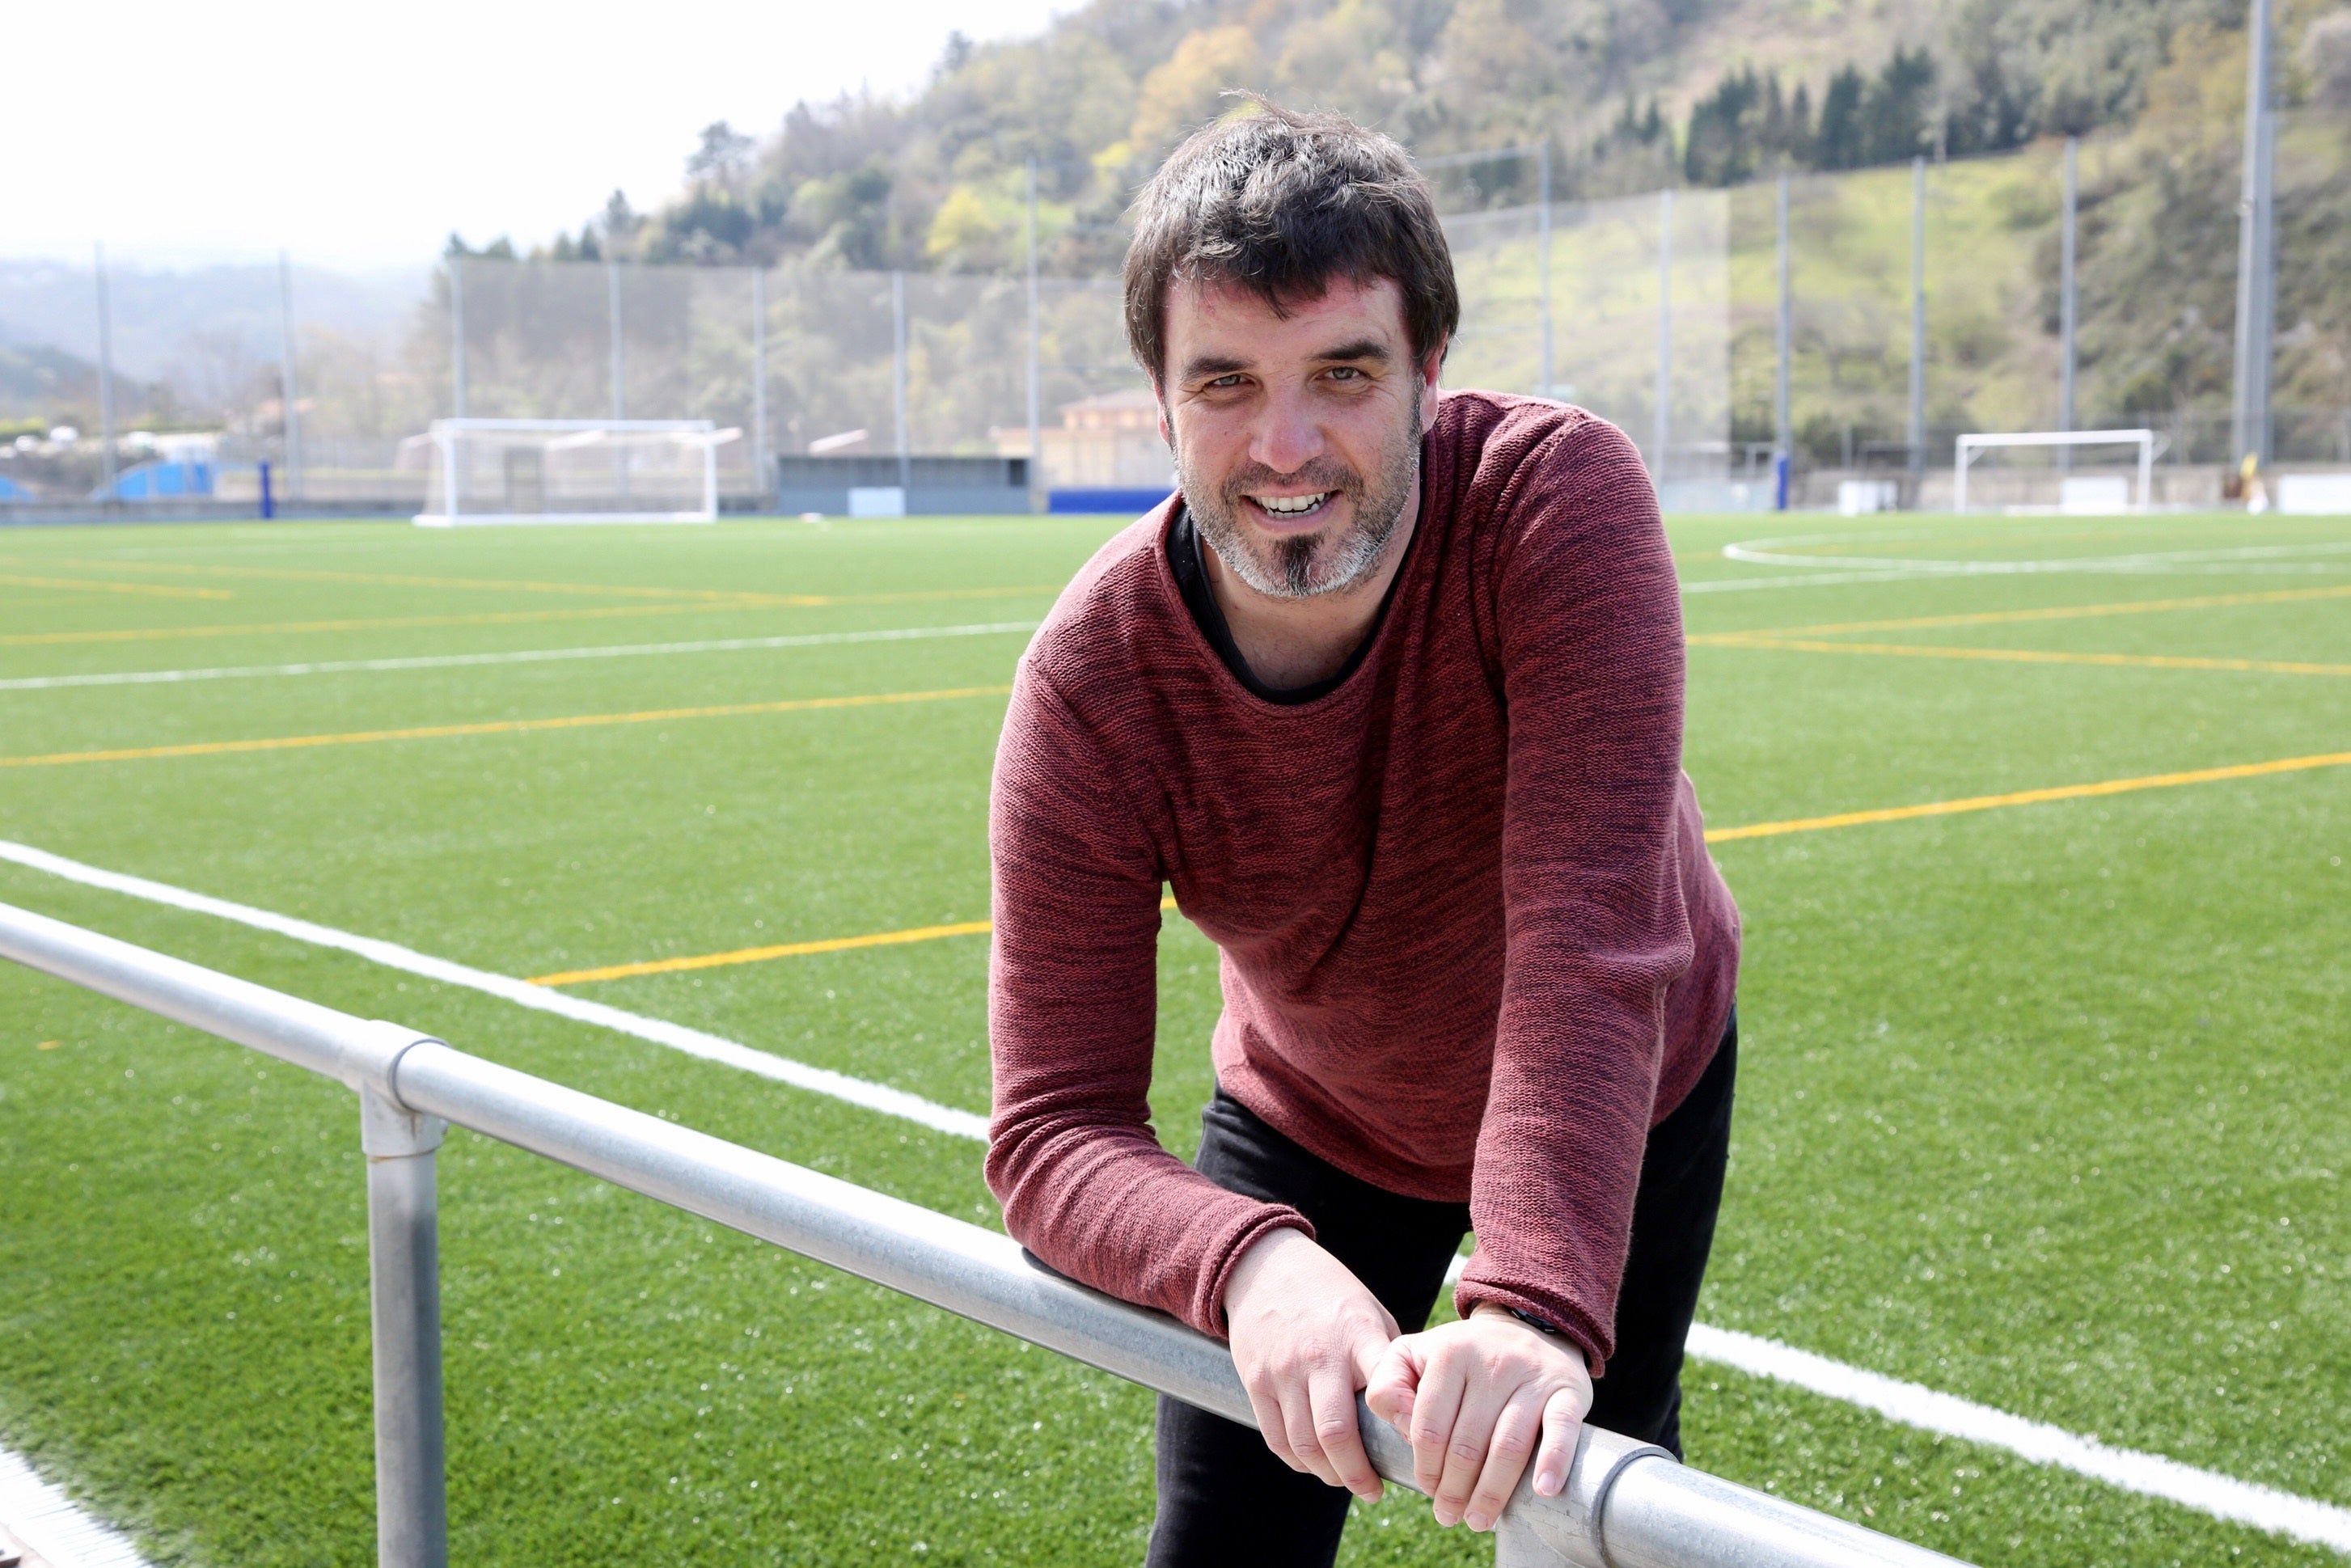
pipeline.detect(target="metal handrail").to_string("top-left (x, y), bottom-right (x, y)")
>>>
top-left (0, 898), bottom-right (1968, 1568)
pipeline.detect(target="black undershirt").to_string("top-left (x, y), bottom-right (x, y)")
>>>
top-left (1165, 501), bottom-right (1417, 704)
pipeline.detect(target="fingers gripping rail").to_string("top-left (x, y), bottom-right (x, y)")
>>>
top-left (0, 899), bottom-right (1969, 1568)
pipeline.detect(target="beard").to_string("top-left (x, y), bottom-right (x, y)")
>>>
top-left (1178, 405), bottom-right (1423, 600)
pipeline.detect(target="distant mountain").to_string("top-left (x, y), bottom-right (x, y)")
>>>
top-left (0, 260), bottom-right (425, 386)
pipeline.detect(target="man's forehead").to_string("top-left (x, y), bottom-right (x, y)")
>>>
top-left (1167, 274), bottom-right (1406, 350)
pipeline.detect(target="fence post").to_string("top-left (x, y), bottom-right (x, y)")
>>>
top-left (752, 268), bottom-right (771, 506)
top-left (1537, 141), bottom-right (1553, 400)
top-left (1774, 171), bottom-right (1792, 509)
top-left (449, 260), bottom-right (467, 421)
top-left (2058, 137), bottom-right (2078, 471)
top-left (892, 268), bottom-right (911, 494)
top-left (1908, 156), bottom-right (1927, 491)
top-left (362, 1085), bottom-right (449, 1568)
top-left (1653, 188), bottom-right (1672, 480)
top-left (279, 251), bottom-right (304, 504)
top-left (1025, 158), bottom-right (1043, 513)
top-left (93, 243), bottom-right (119, 501)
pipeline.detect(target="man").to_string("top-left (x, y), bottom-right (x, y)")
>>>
top-left (987, 102), bottom-right (1740, 1566)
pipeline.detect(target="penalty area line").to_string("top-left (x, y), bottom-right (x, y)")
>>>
top-left (4, 841), bottom-right (2347, 1550)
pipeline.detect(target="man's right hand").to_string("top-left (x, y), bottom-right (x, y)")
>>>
top-left (1221, 1227), bottom-right (1399, 1498)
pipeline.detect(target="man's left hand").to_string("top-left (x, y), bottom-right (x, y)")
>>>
top-left (1363, 1304), bottom-right (1593, 1532)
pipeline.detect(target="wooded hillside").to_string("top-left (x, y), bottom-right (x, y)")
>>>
top-left (526, 0), bottom-right (2326, 277)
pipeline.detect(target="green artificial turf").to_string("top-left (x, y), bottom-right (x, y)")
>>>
top-left (0, 511), bottom-right (2344, 1566)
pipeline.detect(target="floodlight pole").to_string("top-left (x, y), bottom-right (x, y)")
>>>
top-left (752, 268), bottom-right (771, 506)
top-left (892, 268), bottom-right (911, 493)
top-left (279, 250), bottom-right (303, 504)
top-left (1653, 187), bottom-right (1672, 480)
top-left (1774, 171), bottom-right (1792, 508)
top-left (1908, 157), bottom-right (1927, 490)
top-left (1537, 141), bottom-right (1554, 399)
top-left (448, 260), bottom-right (467, 420)
top-left (1025, 157), bottom-right (1043, 512)
top-left (92, 242), bottom-right (119, 501)
top-left (2058, 137), bottom-right (2079, 472)
top-left (2231, 0), bottom-right (2277, 470)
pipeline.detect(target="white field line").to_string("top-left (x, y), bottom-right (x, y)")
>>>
top-left (0, 839), bottom-right (987, 1142)
top-left (1683, 1325), bottom-right (2351, 1554)
top-left (4, 843), bottom-right (2347, 1555)
top-left (0, 1443), bottom-right (152, 1568)
top-left (0, 621), bottom-right (1040, 693)
top-left (1720, 536), bottom-right (2351, 578)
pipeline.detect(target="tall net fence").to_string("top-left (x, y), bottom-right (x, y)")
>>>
top-left (4, 130), bottom-right (2345, 512)
top-left (1445, 189), bottom-right (1732, 493)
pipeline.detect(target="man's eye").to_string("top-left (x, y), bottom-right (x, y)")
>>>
top-left (1207, 374), bottom-right (1245, 389)
top-left (1326, 366), bottom-right (1363, 381)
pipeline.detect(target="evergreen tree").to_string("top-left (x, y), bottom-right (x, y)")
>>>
top-left (1813, 65), bottom-right (1867, 170)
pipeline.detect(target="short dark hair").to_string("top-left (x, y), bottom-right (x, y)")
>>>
top-left (1123, 100), bottom-right (1459, 387)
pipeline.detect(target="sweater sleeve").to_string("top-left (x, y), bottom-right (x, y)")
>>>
top-left (985, 660), bottom-right (1313, 1338)
top-left (1451, 416), bottom-right (1697, 1371)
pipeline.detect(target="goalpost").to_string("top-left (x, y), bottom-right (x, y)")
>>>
top-left (412, 419), bottom-right (742, 526)
top-left (1952, 428), bottom-right (2158, 514)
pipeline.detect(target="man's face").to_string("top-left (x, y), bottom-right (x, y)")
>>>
top-left (1158, 275), bottom-right (1442, 599)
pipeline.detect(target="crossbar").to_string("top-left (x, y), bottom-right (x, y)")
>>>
top-left (1954, 429), bottom-right (2158, 513)
top-left (0, 898), bottom-right (1969, 1568)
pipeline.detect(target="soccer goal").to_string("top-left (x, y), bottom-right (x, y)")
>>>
top-left (1952, 428), bottom-right (2158, 514)
top-left (412, 419), bottom-right (742, 526)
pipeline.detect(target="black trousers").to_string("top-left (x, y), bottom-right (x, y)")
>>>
top-left (1146, 1012), bottom-right (1737, 1568)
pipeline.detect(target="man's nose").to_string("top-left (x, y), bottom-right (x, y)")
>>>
top-left (1249, 386), bottom-right (1326, 477)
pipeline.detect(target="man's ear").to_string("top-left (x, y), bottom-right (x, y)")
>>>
top-left (1419, 336), bottom-right (1448, 427)
top-left (1156, 388), bottom-right (1173, 449)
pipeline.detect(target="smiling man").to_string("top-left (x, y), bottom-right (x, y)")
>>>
top-left (987, 103), bottom-right (1740, 1566)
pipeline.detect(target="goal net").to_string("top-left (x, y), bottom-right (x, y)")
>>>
top-left (412, 419), bottom-right (742, 526)
top-left (1953, 429), bottom-right (2159, 514)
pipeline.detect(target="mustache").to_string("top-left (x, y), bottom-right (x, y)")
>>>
top-left (1220, 461), bottom-right (1364, 503)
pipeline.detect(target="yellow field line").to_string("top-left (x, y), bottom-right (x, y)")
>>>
top-left (1708, 582), bottom-right (2351, 640)
top-left (536, 749), bottom-right (2349, 984)
top-left (0, 685), bottom-right (1013, 770)
top-left (1706, 750), bottom-right (2351, 843)
top-left (531, 921), bottom-right (999, 986)
top-left (1701, 636), bottom-right (2351, 678)
top-left (532, 896), bottom-right (1186, 987)
top-left (0, 585), bottom-right (1063, 648)
top-left (0, 573), bottom-right (232, 600)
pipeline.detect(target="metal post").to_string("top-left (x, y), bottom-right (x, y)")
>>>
top-left (2231, 0), bottom-right (2277, 470)
top-left (607, 259), bottom-right (626, 422)
top-left (361, 1087), bottom-right (448, 1568)
top-left (1654, 188), bottom-right (1672, 479)
top-left (278, 250), bottom-right (303, 503)
top-left (892, 268), bottom-right (911, 493)
top-left (1908, 157), bottom-right (1927, 488)
top-left (607, 260), bottom-right (628, 497)
top-left (2059, 137), bottom-right (2079, 471)
top-left (1025, 158), bottom-right (1042, 511)
top-left (1537, 141), bottom-right (1554, 400)
top-left (448, 260), bottom-right (467, 420)
top-left (92, 243), bottom-right (118, 500)
top-left (751, 268), bottom-right (770, 507)
top-left (1774, 171), bottom-right (1792, 508)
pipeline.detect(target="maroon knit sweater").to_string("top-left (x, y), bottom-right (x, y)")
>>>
top-left (986, 391), bottom-right (1739, 1369)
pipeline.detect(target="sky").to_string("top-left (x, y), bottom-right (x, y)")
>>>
top-left (8, 0), bottom-right (1068, 276)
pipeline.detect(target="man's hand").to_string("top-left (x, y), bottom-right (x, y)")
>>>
top-left (1364, 1304), bottom-right (1593, 1532)
top-left (1222, 1228), bottom-right (1400, 1498)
